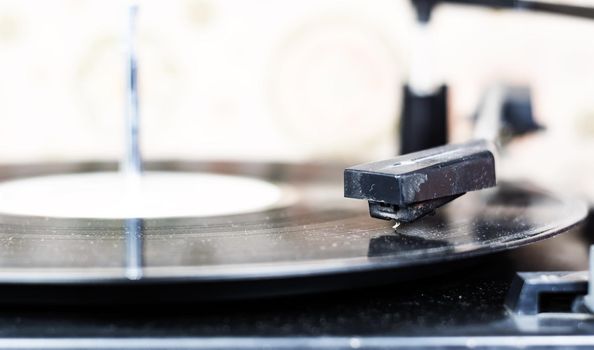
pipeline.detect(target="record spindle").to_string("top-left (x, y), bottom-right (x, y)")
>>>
top-left (124, 218), bottom-right (144, 280)
top-left (122, 3), bottom-right (142, 178)
top-left (123, 3), bottom-right (144, 280)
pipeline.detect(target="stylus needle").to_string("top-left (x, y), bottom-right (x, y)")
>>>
top-left (121, 3), bottom-right (142, 177)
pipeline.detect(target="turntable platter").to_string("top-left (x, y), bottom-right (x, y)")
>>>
top-left (0, 162), bottom-right (586, 302)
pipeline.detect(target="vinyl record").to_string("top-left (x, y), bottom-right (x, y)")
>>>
top-left (0, 162), bottom-right (586, 302)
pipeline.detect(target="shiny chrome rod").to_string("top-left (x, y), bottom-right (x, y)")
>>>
top-left (121, 4), bottom-right (143, 177)
top-left (124, 218), bottom-right (144, 280)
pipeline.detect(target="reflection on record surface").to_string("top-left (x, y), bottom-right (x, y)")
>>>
top-left (0, 162), bottom-right (586, 285)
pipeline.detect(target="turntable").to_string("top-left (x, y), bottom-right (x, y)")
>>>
top-left (0, 1), bottom-right (593, 349)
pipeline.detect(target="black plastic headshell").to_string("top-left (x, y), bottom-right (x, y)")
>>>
top-left (344, 140), bottom-right (496, 223)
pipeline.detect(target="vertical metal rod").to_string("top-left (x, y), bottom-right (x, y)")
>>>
top-left (585, 245), bottom-right (594, 312)
top-left (121, 4), bottom-right (143, 176)
top-left (124, 218), bottom-right (144, 280)
top-left (122, 4), bottom-right (144, 281)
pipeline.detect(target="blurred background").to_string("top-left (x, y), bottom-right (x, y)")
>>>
top-left (0, 0), bottom-right (593, 202)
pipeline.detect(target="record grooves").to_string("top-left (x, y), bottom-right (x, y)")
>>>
top-left (0, 162), bottom-right (586, 298)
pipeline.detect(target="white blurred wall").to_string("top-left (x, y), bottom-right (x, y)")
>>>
top-left (0, 0), bottom-right (593, 183)
top-left (0, 0), bottom-right (409, 163)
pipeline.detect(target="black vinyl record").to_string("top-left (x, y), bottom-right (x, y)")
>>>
top-left (0, 162), bottom-right (586, 303)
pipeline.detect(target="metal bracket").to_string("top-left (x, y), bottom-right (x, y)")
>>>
top-left (505, 271), bottom-right (588, 316)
